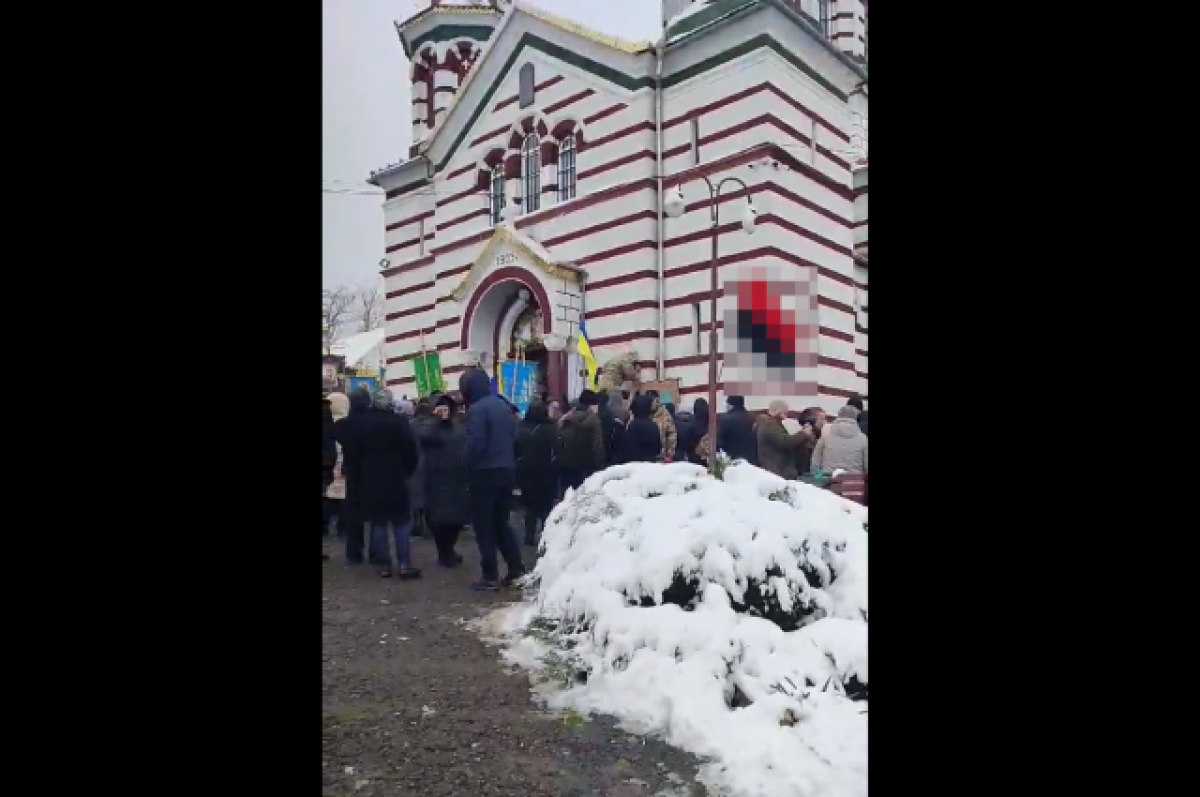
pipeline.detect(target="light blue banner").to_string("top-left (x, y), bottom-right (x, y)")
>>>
top-left (347, 375), bottom-right (377, 395)
top-left (497, 361), bottom-right (538, 416)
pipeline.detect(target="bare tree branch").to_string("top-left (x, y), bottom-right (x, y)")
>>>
top-left (355, 284), bottom-right (385, 332)
top-left (322, 286), bottom-right (355, 352)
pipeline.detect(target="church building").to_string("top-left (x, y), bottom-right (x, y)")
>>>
top-left (369, 0), bottom-right (868, 411)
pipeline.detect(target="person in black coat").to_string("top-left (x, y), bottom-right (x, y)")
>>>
top-left (716, 395), bottom-right (758, 465)
top-left (333, 388), bottom-right (373, 565)
top-left (594, 391), bottom-right (619, 467)
top-left (515, 401), bottom-right (558, 546)
top-left (677, 397), bottom-right (710, 465)
top-left (412, 394), bottom-right (471, 567)
top-left (620, 394), bottom-right (663, 463)
top-left (353, 390), bottom-right (421, 579)
top-left (322, 398), bottom-right (337, 536)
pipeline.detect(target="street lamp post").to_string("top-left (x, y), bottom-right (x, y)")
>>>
top-left (663, 177), bottom-right (756, 472)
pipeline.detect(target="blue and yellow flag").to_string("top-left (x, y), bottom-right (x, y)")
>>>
top-left (577, 320), bottom-right (599, 389)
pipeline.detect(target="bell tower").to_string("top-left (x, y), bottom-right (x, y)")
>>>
top-left (395, 1), bottom-right (508, 149)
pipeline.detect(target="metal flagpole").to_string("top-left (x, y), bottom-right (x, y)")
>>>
top-left (419, 329), bottom-right (429, 396)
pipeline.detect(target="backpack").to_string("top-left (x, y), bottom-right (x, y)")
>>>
top-left (556, 413), bottom-right (593, 470)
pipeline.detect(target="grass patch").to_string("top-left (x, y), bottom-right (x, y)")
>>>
top-left (522, 617), bottom-right (587, 687)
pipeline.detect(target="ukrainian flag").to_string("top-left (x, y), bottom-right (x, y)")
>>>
top-left (577, 320), bottom-right (599, 389)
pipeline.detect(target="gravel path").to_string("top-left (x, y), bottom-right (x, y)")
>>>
top-left (322, 522), bottom-right (708, 797)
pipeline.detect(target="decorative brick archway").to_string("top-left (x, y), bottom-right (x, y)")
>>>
top-left (459, 265), bottom-right (565, 399)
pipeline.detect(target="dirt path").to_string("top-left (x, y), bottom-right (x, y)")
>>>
top-left (322, 524), bottom-right (707, 797)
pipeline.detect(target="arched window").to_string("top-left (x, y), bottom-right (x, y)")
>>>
top-left (488, 166), bottom-right (505, 226)
top-left (521, 133), bottom-right (541, 214)
top-left (518, 63), bottom-right (535, 108)
top-left (557, 134), bottom-right (577, 202)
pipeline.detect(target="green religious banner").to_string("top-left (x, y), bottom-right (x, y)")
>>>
top-left (412, 352), bottom-right (445, 398)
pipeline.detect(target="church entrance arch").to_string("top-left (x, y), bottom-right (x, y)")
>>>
top-left (460, 266), bottom-right (561, 401)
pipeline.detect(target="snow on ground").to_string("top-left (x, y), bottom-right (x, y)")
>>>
top-left (481, 462), bottom-right (868, 797)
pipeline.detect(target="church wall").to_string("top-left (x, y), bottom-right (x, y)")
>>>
top-left (382, 7), bottom-right (867, 409)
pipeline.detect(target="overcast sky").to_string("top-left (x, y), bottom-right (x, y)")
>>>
top-left (322, 0), bottom-right (665, 290)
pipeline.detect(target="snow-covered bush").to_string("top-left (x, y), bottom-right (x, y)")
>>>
top-left (509, 462), bottom-right (868, 797)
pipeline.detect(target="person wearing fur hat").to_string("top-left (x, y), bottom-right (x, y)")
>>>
top-left (355, 389), bottom-right (421, 578)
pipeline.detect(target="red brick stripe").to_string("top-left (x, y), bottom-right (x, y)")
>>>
top-left (385, 210), bottom-right (433, 232)
top-left (543, 89), bottom-right (594, 115)
top-left (382, 254), bottom-right (433, 279)
top-left (493, 75), bottom-right (563, 111)
top-left (583, 103), bottom-right (626, 125)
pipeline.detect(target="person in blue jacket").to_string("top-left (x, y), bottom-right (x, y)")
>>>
top-left (459, 368), bottom-right (527, 591)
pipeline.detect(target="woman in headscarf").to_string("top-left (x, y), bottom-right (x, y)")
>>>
top-left (515, 401), bottom-right (558, 547)
top-left (412, 394), bottom-right (471, 567)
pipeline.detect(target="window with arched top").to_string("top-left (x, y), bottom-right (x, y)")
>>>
top-left (557, 134), bottom-right (577, 202)
top-left (488, 166), bottom-right (505, 226)
top-left (521, 133), bottom-right (541, 214)
top-left (518, 63), bottom-right (535, 108)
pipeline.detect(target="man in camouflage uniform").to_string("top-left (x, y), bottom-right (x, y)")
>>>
top-left (648, 391), bottom-right (678, 463)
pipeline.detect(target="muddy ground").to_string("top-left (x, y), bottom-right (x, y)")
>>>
top-left (321, 523), bottom-right (709, 797)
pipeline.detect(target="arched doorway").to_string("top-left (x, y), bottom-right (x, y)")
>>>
top-left (460, 269), bottom-right (563, 403)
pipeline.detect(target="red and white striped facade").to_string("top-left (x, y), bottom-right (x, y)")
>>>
top-left (372, 0), bottom-right (868, 412)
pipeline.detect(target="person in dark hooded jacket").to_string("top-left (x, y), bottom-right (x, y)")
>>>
top-left (620, 394), bottom-right (663, 463)
top-left (322, 398), bottom-right (337, 488)
top-left (556, 390), bottom-right (605, 491)
top-left (355, 390), bottom-right (421, 579)
top-left (515, 401), bottom-right (558, 546)
top-left (459, 368), bottom-right (527, 591)
top-left (716, 395), bottom-right (758, 465)
top-left (677, 397), bottom-right (710, 465)
top-left (595, 391), bottom-right (621, 466)
top-left (413, 394), bottom-right (470, 567)
top-left (334, 387), bottom-right (374, 565)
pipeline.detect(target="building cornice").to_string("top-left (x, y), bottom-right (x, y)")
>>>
top-left (666, 0), bottom-right (867, 83)
top-left (367, 156), bottom-right (430, 192)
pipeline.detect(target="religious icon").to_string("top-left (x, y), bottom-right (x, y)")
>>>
top-left (511, 305), bottom-right (543, 351)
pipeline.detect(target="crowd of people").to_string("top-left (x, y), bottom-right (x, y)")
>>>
top-left (321, 369), bottom-right (869, 589)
